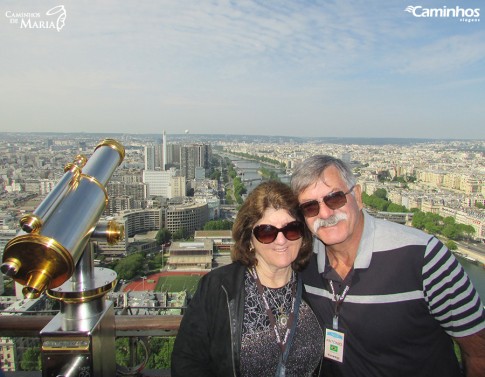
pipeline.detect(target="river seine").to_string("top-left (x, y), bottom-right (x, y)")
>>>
top-left (459, 257), bottom-right (485, 302)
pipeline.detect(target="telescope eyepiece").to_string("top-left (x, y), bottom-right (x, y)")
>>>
top-left (22, 286), bottom-right (43, 299)
top-left (1, 258), bottom-right (21, 277)
top-left (20, 214), bottom-right (43, 233)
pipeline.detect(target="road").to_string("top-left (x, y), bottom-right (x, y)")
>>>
top-left (456, 241), bottom-right (485, 265)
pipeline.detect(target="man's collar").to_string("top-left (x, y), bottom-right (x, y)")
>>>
top-left (354, 210), bottom-right (374, 269)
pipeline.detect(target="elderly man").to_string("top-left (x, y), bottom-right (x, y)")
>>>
top-left (291, 155), bottom-right (485, 377)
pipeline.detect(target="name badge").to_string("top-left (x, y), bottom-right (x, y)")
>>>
top-left (324, 328), bottom-right (345, 363)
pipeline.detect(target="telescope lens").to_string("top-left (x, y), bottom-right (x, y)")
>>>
top-left (23, 286), bottom-right (42, 299)
top-left (1, 259), bottom-right (21, 277)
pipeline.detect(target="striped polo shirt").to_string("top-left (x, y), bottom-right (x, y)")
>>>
top-left (302, 210), bottom-right (485, 377)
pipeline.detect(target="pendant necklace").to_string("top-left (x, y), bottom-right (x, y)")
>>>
top-left (251, 266), bottom-right (296, 349)
top-left (278, 306), bottom-right (288, 327)
top-left (266, 283), bottom-right (292, 327)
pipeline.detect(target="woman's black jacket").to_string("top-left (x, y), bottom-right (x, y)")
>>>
top-left (171, 262), bottom-right (246, 377)
top-left (171, 262), bottom-right (313, 377)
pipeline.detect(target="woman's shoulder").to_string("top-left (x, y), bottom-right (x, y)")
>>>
top-left (203, 262), bottom-right (246, 280)
top-left (205, 261), bottom-right (245, 279)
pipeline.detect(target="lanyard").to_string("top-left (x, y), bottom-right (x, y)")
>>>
top-left (252, 267), bottom-right (297, 354)
top-left (329, 279), bottom-right (351, 330)
top-left (251, 267), bottom-right (302, 377)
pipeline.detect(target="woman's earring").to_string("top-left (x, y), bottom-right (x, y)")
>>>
top-left (249, 243), bottom-right (255, 252)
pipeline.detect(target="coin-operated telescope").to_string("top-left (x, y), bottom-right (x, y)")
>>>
top-left (1, 139), bottom-right (125, 377)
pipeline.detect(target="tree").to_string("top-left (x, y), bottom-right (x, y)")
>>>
top-left (442, 224), bottom-right (458, 240)
top-left (116, 338), bottom-right (148, 370)
top-left (412, 211), bottom-right (426, 230)
top-left (374, 188), bottom-right (388, 199)
top-left (387, 203), bottom-right (408, 212)
top-left (20, 347), bottom-right (41, 371)
top-left (424, 221), bottom-right (441, 235)
top-left (204, 220), bottom-right (233, 230)
top-left (146, 337), bottom-right (175, 369)
top-left (114, 253), bottom-right (145, 280)
top-left (148, 254), bottom-right (165, 270)
top-left (116, 338), bottom-right (130, 366)
top-left (443, 216), bottom-right (456, 226)
top-left (210, 169), bottom-right (221, 180)
top-left (259, 168), bottom-right (280, 181)
top-left (172, 228), bottom-right (185, 240)
top-left (445, 240), bottom-right (458, 251)
top-left (458, 224), bottom-right (475, 240)
top-left (156, 228), bottom-right (171, 245)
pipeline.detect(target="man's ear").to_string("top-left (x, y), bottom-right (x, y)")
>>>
top-left (353, 184), bottom-right (364, 210)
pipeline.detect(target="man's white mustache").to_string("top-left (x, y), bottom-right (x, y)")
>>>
top-left (313, 213), bottom-right (348, 232)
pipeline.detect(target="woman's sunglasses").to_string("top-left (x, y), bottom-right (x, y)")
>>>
top-left (299, 185), bottom-right (355, 217)
top-left (252, 221), bottom-right (304, 244)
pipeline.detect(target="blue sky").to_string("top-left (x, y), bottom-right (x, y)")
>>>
top-left (1, 0), bottom-right (484, 139)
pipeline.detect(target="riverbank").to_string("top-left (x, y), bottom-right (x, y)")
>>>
top-left (453, 246), bottom-right (485, 268)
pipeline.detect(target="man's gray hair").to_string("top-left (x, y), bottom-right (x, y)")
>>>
top-left (290, 155), bottom-right (356, 195)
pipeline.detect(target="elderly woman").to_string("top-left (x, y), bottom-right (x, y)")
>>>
top-left (171, 180), bottom-right (324, 377)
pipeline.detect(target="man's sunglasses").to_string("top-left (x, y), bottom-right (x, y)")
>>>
top-left (299, 185), bottom-right (355, 217)
top-left (252, 221), bottom-right (304, 244)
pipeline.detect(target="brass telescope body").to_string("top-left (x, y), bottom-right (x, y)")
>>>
top-left (1, 139), bottom-right (125, 299)
top-left (2, 139), bottom-right (126, 377)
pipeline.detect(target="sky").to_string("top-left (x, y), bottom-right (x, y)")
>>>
top-left (1, 0), bottom-right (484, 139)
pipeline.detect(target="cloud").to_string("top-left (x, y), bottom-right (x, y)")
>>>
top-left (1, 0), bottom-right (484, 138)
top-left (392, 32), bottom-right (485, 75)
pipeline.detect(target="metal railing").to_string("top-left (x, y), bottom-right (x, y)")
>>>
top-left (0, 314), bottom-right (182, 337)
top-left (0, 314), bottom-right (182, 376)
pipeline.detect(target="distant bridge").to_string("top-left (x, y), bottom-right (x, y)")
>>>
top-left (242, 177), bottom-right (262, 183)
top-left (221, 204), bottom-right (238, 210)
top-left (236, 168), bottom-right (259, 174)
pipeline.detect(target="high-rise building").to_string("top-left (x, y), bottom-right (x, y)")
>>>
top-left (154, 139), bottom-right (163, 169)
top-left (162, 131), bottom-right (167, 171)
top-left (166, 143), bottom-right (181, 167)
top-left (180, 144), bottom-right (211, 180)
top-left (144, 141), bottom-right (164, 171)
top-left (143, 169), bottom-right (185, 198)
top-left (107, 182), bottom-right (147, 201)
top-left (144, 145), bottom-right (156, 170)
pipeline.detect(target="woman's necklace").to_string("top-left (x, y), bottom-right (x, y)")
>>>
top-left (264, 278), bottom-right (294, 327)
top-left (250, 267), bottom-right (295, 329)
top-left (278, 305), bottom-right (288, 327)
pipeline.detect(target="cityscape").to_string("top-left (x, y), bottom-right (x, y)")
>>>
top-left (3, 0), bottom-right (484, 374)
top-left (0, 131), bottom-right (484, 373)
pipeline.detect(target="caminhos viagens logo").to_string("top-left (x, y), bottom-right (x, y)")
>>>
top-left (405, 5), bottom-right (480, 22)
top-left (5, 5), bottom-right (67, 31)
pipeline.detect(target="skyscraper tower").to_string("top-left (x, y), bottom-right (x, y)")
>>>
top-left (144, 145), bottom-right (156, 170)
top-left (180, 143), bottom-right (211, 180)
top-left (163, 130), bottom-right (167, 171)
